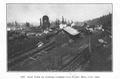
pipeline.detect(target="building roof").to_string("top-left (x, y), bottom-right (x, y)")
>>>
top-left (63, 26), bottom-right (80, 35)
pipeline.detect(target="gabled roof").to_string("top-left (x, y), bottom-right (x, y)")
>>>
top-left (63, 26), bottom-right (80, 35)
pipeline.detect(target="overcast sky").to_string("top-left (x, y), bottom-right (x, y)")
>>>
top-left (7, 3), bottom-right (112, 25)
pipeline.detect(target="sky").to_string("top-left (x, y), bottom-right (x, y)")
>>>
top-left (7, 3), bottom-right (112, 25)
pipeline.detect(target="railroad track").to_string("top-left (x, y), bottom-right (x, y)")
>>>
top-left (8, 31), bottom-right (91, 70)
top-left (8, 39), bottom-right (55, 68)
top-left (61, 48), bottom-right (90, 71)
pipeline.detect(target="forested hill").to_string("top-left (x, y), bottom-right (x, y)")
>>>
top-left (86, 13), bottom-right (112, 31)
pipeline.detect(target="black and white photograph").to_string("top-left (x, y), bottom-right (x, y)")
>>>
top-left (7, 3), bottom-right (112, 72)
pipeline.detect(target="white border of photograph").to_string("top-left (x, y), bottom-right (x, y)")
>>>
top-left (0, 0), bottom-right (120, 79)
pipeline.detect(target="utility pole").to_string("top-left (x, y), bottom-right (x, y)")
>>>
top-left (88, 35), bottom-right (92, 53)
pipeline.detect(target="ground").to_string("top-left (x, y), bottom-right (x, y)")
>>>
top-left (7, 29), bottom-right (112, 71)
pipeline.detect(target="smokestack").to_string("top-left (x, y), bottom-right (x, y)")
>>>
top-left (40, 18), bottom-right (42, 26)
top-left (62, 16), bottom-right (64, 24)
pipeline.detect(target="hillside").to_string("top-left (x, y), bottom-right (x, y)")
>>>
top-left (86, 13), bottom-right (112, 31)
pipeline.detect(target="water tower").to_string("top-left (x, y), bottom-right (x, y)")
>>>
top-left (42, 15), bottom-right (50, 30)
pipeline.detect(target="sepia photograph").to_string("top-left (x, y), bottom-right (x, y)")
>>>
top-left (7, 3), bottom-right (112, 71)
